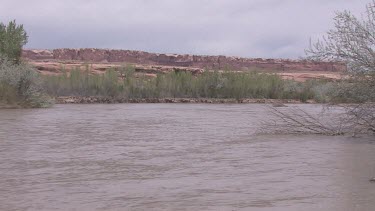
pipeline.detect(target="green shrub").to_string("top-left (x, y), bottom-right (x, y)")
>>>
top-left (43, 66), bottom-right (333, 102)
top-left (0, 58), bottom-right (53, 107)
top-left (327, 75), bottom-right (375, 103)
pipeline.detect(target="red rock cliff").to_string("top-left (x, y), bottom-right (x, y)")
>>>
top-left (22, 48), bottom-right (345, 72)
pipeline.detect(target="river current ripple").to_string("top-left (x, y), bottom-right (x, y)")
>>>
top-left (0, 104), bottom-right (374, 211)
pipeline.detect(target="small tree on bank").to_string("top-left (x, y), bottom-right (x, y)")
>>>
top-left (0, 20), bottom-right (28, 64)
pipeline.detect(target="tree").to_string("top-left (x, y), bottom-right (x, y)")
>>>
top-left (0, 20), bottom-right (28, 64)
top-left (0, 21), bottom-right (51, 108)
top-left (262, 1), bottom-right (375, 136)
top-left (305, 1), bottom-right (375, 134)
top-left (306, 1), bottom-right (375, 74)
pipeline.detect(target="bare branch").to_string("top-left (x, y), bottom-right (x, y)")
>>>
top-left (258, 105), bottom-right (347, 136)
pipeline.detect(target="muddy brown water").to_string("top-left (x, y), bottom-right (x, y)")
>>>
top-left (0, 104), bottom-right (374, 211)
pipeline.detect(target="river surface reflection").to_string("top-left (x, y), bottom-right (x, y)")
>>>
top-left (0, 104), bottom-right (374, 211)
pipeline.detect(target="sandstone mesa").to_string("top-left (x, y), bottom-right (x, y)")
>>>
top-left (22, 48), bottom-right (346, 81)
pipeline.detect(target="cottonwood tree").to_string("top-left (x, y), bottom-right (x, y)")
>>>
top-left (0, 21), bottom-right (51, 107)
top-left (0, 20), bottom-right (28, 64)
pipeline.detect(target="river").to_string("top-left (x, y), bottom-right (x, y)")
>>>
top-left (0, 104), bottom-right (374, 211)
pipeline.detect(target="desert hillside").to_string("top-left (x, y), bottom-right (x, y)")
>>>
top-left (22, 48), bottom-right (346, 81)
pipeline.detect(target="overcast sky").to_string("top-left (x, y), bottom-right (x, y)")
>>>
top-left (0, 0), bottom-right (370, 58)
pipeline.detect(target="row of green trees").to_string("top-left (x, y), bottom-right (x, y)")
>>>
top-left (0, 20), bottom-right (52, 108)
top-left (42, 66), bottom-right (334, 103)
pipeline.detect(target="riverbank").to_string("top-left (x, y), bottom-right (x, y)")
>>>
top-left (0, 103), bottom-right (24, 109)
top-left (55, 96), bottom-right (308, 104)
top-left (0, 97), bottom-right (313, 108)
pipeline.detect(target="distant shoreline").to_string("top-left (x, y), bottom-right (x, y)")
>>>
top-left (0, 97), bottom-right (316, 109)
top-left (55, 96), bottom-right (311, 104)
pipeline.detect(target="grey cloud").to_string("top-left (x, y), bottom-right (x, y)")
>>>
top-left (0, 0), bottom-right (370, 58)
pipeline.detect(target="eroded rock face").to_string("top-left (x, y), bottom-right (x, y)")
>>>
top-left (22, 48), bottom-right (346, 72)
top-left (22, 49), bottom-right (54, 60)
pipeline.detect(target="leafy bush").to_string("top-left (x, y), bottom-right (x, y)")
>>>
top-left (0, 58), bottom-right (53, 107)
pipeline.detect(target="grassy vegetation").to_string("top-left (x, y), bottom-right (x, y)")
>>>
top-left (42, 65), bottom-right (335, 102)
top-left (3, 61), bottom-right (371, 106)
top-left (326, 73), bottom-right (375, 103)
